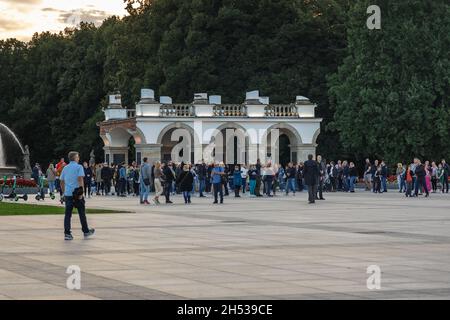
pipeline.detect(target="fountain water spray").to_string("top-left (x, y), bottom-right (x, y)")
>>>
top-left (0, 133), bottom-right (5, 167)
top-left (0, 123), bottom-right (26, 176)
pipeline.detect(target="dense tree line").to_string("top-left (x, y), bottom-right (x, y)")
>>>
top-left (0, 0), bottom-right (448, 170)
top-left (329, 0), bottom-right (450, 166)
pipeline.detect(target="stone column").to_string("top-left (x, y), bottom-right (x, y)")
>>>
top-left (135, 144), bottom-right (162, 166)
top-left (293, 144), bottom-right (316, 163)
top-left (200, 143), bottom-right (214, 164)
top-left (103, 146), bottom-right (129, 165)
top-left (248, 143), bottom-right (260, 165)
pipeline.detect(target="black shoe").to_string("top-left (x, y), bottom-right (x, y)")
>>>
top-left (213, 201), bottom-right (218, 204)
top-left (308, 201), bottom-right (315, 204)
top-left (166, 201), bottom-right (173, 204)
top-left (84, 229), bottom-right (95, 238)
top-left (319, 197), bottom-right (325, 200)
top-left (64, 234), bottom-right (73, 241)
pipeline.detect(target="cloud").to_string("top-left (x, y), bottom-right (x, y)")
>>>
top-left (0, 17), bottom-right (31, 31)
top-left (0, 1), bottom-right (127, 40)
top-left (41, 7), bottom-right (60, 12)
top-left (0, 0), bottom-right (42, 4)
top-left (55, 8), bottom-right (111, 26)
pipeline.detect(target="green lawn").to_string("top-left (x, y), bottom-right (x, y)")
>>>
top-left (0, 202), bottom-right (130, 216)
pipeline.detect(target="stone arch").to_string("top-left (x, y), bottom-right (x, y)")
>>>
top-left (312, 127), bottom-right (321, 146)
top-left (260, 123), bottom-right (303, 165)
top-left (210, 122), bottom-right (249, 165)
top-left (157, 122), bottom-right (200, 146)
top-left (157, 122), bottom-right (201, 163)
top-left (262, 123), bottom-right (303, 146)
top-left (130, 127), bottom-right (147, 145)
top-left (106, 127), bottom-right (133, 147)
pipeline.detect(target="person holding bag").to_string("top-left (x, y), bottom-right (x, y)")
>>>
top-left (177, 164), bottom-right (195, 204)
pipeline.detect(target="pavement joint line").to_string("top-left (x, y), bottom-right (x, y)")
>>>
top-left (0, 256), bottom-right (186, 300)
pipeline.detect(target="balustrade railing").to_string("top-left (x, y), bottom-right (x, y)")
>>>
top-left (160, 104), bottom-right (194, 117)
top-left (120, 104), bottom-right (300, 118)
top-left (127, 109), bottom-right (136, 118)
top-left (213, 104), bottom-right (247, 117)
top-left (265, 104), bottom-right (298, 117)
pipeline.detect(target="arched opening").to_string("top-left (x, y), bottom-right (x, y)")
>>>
top-left (128, 137), bottom-right (136, 165)
top-left (279, 134), bottom-right (291, 167)
top-left (264, 124), bottom-right (301, 166)
top-left (210, 125), bottom-right (247, 166)
top-left (160, 127), bottom-right (196, 163)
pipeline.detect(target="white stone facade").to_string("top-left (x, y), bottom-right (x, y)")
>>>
top-left (99, 90), bottom-right (322, 165)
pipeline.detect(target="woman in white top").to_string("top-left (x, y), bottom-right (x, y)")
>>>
top-left (240, 165), bottom-right (248, 194)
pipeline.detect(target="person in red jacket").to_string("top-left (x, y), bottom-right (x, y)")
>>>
top-left (55, 158), bottom-right (66, 201)
top-left (405, 164), bottom-right (413, 197)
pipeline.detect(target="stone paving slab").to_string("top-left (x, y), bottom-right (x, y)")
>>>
top-left (0, 191), bottom-right (449, 299)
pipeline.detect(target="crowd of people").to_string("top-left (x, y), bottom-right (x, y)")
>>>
top-left (43, 150), bottom-right (448, 240)
top-left (32, 155), bottom-right (450, 206)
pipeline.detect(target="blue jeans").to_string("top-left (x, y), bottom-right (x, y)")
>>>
top-left (64, 196), bottom-right (89, 235)
top-left (349, 176), bottom-right (356, 192)
top-left (286, 178), bottom-right (296, 194)
top-left (278, 179), bottom-right (285, 192)
top-left (199, 178), bottom-right (206, 196)
top-left (183, 191), bottom-right (191, 203)
top-left (398, 176), bottom-right (406, 192)
top-left (48, 181), bottom-right (55, 194)
top-left (343, 176), bottom-right (349, 191)
top-left (140, 183), bottom-right (150, 202)
top-left (381, 176), bottom-right (387, 192)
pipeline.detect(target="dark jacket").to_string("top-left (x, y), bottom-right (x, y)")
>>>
top-left (163, 166), bottom-right (176, 182)
top-left (318, 161), bottom-right (326, 177)
top-left (101, 167), bottom-right (112, 181)
top-left (248, 169), bottom-right (257, 180)
top-left (233, 170), bottom-right (242, 186)
top-left (177, 171), bottom-right (194, 192)
top-left (84, 167), bottom-right (93, 183)
top-left (381, 165), bottom-right (388, 177)
top-left (32, 166), bottom-right (40, 182)
top-left (286, 167), bottom-right (296, 179)
top-left (303, 160), bottom-right (319, 186)
top-left (196, 164), bottom-right (207, 179)
top-left (415, 164), bottom-right (426, 178)
top-left (343, 165), bottom-right (349, 177)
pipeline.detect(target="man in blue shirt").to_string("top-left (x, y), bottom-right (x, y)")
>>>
top-left (118, 163), bottom-right (127, 197)
top-left (60, 151), bottom-right (95, 241)
top-left (211, 162), bottom-right (225, 204)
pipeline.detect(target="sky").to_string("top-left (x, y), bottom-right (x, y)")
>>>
top-left (0, 0), bottom-right (128, 41)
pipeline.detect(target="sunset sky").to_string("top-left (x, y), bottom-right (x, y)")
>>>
top-left (0, 0), bottom-right (128, 41)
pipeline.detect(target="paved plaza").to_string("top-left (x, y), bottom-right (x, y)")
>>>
top-left (0, 191), bottom-right (449, 300)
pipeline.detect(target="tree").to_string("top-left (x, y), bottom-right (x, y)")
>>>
top-left (329, 0), bottom-right (450, 166)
